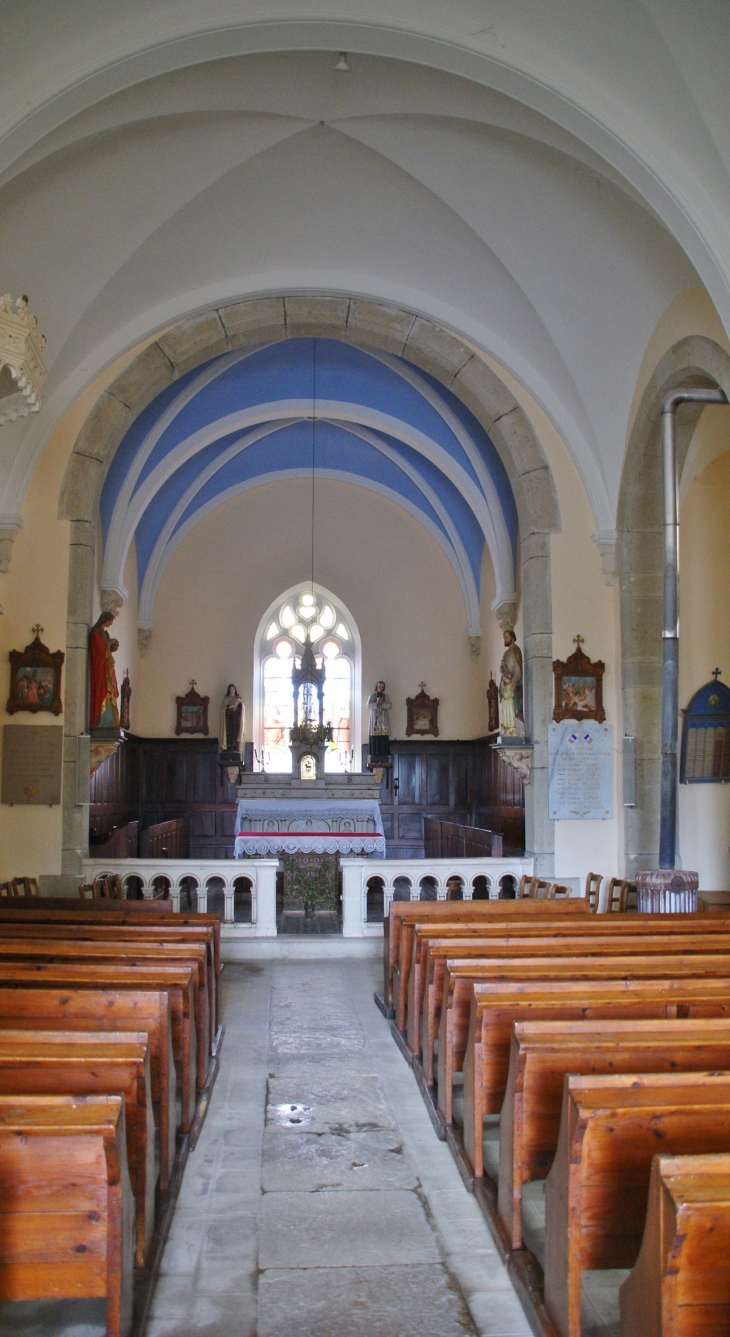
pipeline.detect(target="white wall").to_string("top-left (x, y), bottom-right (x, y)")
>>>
top-left (132, 477), bottom-right (497, 746)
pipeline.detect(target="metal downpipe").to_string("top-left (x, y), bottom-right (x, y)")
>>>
top-left (659, 387), bottom-right (728, 868)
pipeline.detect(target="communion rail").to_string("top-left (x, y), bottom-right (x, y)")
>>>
top-left (81, 854), bottom-right (534, 938)
top-left (340, 855), bottom-right (534, 937)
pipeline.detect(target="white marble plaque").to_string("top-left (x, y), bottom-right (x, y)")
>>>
top-left (548, 720), bottom-right (613, 820)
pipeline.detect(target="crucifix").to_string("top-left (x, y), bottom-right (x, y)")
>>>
top-left (32, 624), bottom-right (43, 639)
top-left (573, 634), bottom-right (584, 650)
top-left (189, 679), bottom-right (197, 691)
top-left (712, 668), bottom-right (722, 681)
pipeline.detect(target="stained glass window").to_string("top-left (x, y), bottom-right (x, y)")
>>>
top-left (259, 590), bottom-right (356, 772)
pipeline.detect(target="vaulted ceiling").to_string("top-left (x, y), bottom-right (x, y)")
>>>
top-left (1, 4), bottom-right (727, 535)
top-left (100, 338), bottom-right (518, 632)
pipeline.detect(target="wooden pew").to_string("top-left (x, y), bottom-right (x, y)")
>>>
top-left (498, 1017), bottom-right (730, 1249)
top-left (415, 928), bottom-right (730, 1075)
top-left (399, 906), bottom-right (730, 1037)
top-left (620, 1152), bottom-right (730, 1337)
top-left (543, 1071), bottom-right (730, 1337)
top-left (0, 1093), bottom-right (134, 1337)
top-left (0, 938), bottom-right (209, 1090)
top-left (438, 950), bottom-right (730, 1126)
top-left (0, 1031), bottom-right (154, 1268)
top-left (457, 976), bottom-right (730, 1175)
top-left (384, 896), bottom-right (589, 1012)
top-left (0, 961), bottom-right (197, 1131)
top-left (0, 907), bottom-right (222, 1021)
top-left (0, 934), bottom-right (214, 1057)
top-left (0, 987), bottom-right (176, 1190)
top-left (0, 895), bottom-right (172, 912)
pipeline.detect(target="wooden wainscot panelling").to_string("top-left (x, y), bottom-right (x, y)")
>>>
top-left (91, 735), bottom-right (525, 861)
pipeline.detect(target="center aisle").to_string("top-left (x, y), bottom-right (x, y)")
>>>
top-left (146, 960), bottom-right (531, 1337)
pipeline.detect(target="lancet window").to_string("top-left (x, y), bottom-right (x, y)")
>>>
top-left (256, 587), bottom-right (360, 773)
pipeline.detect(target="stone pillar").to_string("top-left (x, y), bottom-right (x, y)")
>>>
top-left (254, 861), bottom-right (279, 936)
top-left (62, 520), bottom-right (95, 875)
top-left (520, 531), bottom-right (555, 878)
top-left (341, 860), bottom-right (365, 937)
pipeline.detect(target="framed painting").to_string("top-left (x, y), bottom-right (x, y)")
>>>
top-left (552, 636), bottom-right (605, 724)
top-left (175, 680), bottom-right (209, 736)
top-left (7, 625), bottom-right (64, 716)
top-left (406, 682), bottom-right (440, 737)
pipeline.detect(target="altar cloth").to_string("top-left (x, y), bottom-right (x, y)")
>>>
top-left (234, 831), bottom-right (386, 857)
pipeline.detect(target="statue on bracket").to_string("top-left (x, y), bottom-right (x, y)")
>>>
top-left (499, 629), bottom-right (524, 737)
top-left (220, 683), bottom-right (244, 755)
top-left (120, 670), bottom-right (131, 732)
top-left (89, 611), bottom-right (120, 732)
top-left (486, 672), bottom-right (500, 734)
top-left (367, 680), bottom-right (392, 766)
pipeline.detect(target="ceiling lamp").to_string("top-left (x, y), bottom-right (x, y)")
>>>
top-left (0, 295), bottom-right (46, 426)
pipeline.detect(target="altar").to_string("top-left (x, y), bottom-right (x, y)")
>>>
top-left (234, 797), bottom-right (385, 858)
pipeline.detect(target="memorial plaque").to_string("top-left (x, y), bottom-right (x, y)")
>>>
top-left (2, 724), bottom-right (63, 805)
top-left (548, 719), bottom-right (613, 820)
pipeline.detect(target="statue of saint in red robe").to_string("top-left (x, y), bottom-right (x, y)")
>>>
top-left (89, 611), bottom-right (120, 729)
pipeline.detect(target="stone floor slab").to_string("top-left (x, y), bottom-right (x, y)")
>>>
top-left (262, 1124), bottom-right (417, 1191)
top-left (257, 1264), bottom-right (475, 1337)
top-left (266, 1072), bottom-right (395, 1134)
top-left (259, 1187), bottom-right (440, 1268)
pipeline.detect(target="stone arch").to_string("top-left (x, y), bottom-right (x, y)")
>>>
top-left (58, 295), bottom-right (560, 874)
top-left (617, 335), bottom-right (730, 878)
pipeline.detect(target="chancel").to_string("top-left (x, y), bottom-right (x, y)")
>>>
top-left (3, 6), bottom-right (730, 1336)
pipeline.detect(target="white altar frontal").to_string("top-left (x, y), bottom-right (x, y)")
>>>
top-left (234, 772), bottom-right (385, 859)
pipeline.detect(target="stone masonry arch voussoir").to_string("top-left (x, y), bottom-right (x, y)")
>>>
top-left (58, 295), bottom-right (559, 875)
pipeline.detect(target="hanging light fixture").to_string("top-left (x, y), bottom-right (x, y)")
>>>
top-left (334, 52), bottom-right (350, 71)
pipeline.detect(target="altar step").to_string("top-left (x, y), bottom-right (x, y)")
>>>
top-left (220, 928), bottom-right (382, 962)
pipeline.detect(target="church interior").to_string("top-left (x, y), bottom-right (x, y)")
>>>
top-left (1, 4), bottom-right (730, 1335)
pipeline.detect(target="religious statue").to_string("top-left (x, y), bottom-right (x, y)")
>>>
top-left (120, 670), bottom-right (131, 731)
top-left (487, 672), bottom-right (500, 733)
top-left (499, 630), bottom-right (524, 737)
top-left (220, 683), bottom-right (244, 754)
top-left (367, 680), bottom-right (392, 761)
top-left (88, 611), bottom-right (120, 730)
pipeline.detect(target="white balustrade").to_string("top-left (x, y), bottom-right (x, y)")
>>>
top-left (82, 858), bottom-right (279, 935)
top-left (340, 856), bottom-right (535, 938)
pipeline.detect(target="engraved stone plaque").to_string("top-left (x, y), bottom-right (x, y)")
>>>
top-left (548, 720), bottom-right (613, 820)
top-left (2, 724), bottom-right (63, 805)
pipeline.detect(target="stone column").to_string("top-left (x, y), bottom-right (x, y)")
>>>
top-left (62, 520), bottom-right (95, 875)
top-left (254, 861), bottom-right (279, 936)
top-left (520, 531), bottom-right (555, 878)
top-left (341, 860), bottom-right (365, 937)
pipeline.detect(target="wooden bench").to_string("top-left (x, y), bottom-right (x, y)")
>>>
top-left (543, 1071), bottom-right (730, 1337)
top-left (457, 976), bottom-right (730, 1175)
top-left (0, 932), bottom-right (215, 1054)
top-left (397, 906), bottom-right (730, 1036)
top-left (439, 953), bottom-right (730, 1130)
top-left (0, 907), bottom-right (222, 1020)
top-left (0, 961), bottom-right (197, 1131)
top-left (415, 927), bottom-right (730, 1076)
top-left (498, 1017), bottom-right (730, 1249)
top-left (0, 1031), bottom-right (155, 1268)
top-left (384, 896), bottom-right (590, 1012)
top-left (0, 1093), bottom-right (134, 1337)
top-left (0, 987), bottom-right (176, 1190)
top-left (0, 938), bottom-right (210, 1091)
top-left (620, 1152), bottom-right (730, 1337)
top-left (0, 895), bottom-right (172, 912)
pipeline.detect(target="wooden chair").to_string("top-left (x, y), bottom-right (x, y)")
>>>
top-left (517, 874), bottom-right (534, 898)
top-left (78, 882), bottom-right (95, 899)
top-left (547, 883), bottom-right (571, 899)
top-left (529, 878), bottom-right (551, 899)
top-left (585, 870), bottom-right (602, 912)
top-left (0, 882), bottom-right (12, 897)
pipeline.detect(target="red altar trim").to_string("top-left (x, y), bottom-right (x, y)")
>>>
top-left (237, 829), bottom-right (383, 837)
